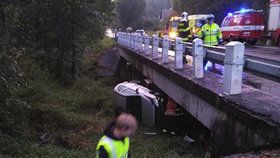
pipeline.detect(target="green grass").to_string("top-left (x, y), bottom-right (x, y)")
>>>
top-left (0, 37), bottom-right (206, 158)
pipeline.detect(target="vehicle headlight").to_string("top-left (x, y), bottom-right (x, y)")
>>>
top-left (169, 31), bottom-right (177, 39)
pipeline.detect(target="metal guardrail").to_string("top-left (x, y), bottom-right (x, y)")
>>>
top-left (117, 32), bottom-right (280, 94)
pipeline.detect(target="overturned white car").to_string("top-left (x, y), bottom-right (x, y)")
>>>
top-left (113, 82), bottom-right (160, 127)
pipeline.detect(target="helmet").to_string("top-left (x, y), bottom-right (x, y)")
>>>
top-left (181, 12), bottom-right (188, 21)
top-left (207, 14), bottom-right (215, 19)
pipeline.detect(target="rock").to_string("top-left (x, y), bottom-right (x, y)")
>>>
top-left (97, 47), bottom-right (120, 77)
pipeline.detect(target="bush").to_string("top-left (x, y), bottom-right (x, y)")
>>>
top-left (136, 18), bottom-right (161, 31)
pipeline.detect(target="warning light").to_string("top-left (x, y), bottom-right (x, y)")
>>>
top-left (240, 8), bottom-right (247, 13)
top-left (227, 13), bottom-right (233, 17)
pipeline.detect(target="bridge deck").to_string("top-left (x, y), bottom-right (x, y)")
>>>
top-left (119, 45), bottom-right (280, 146)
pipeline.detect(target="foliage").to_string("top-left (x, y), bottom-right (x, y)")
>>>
top-left (144, 0), bottom-right (171, 17)
top-left (0, 0), bottom-right (114, 157)
top-left (136, 18), bottom-right (162, 31)
top-left (117, 0), bottom-right (146, 28)
top-left (0, 38), bottom-right (116, 157)
top-left (0, 0), bottom-right (113, 85)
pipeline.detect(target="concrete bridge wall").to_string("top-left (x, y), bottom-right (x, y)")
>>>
top-left (118, 46), bottom-right (280, 156)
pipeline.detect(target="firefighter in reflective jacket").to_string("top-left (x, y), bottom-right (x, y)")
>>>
top-left (178, 12), bottom-right (192, 42)
top-left (192, 18), bottom-right (206, 39)
top-left (96, 114), bottom-right (137, 158)
top-left (178, 12), bottom-right (192, 63)
top-left (200, 14), bottom-right (223, 46)
top-left (199, 14), bottom-right (223, 68)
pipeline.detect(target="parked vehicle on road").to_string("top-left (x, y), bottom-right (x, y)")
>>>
top-left (221, 9), bottom-right (265, 45)
top-left (269, 0), bottom-right (280, 47)
top-left (135, 29), bottom-right (145, 35)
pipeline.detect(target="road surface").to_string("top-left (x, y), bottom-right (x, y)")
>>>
top-left (245, 46), bottom-right (280, 66)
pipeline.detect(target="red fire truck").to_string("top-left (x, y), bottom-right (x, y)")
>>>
top-left (221, 9), bottom-right (265, 45)
top-left (269, 0), bottom-right (280, 47)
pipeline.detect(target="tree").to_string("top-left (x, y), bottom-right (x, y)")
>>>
top-left (144, 0), bottom-right (171, 18)
top-left (13, 0), bottom-right (113, 84)
top-left (0, 0), bottom-right (114, 145)
top-left (117, 0), bottom-right (146, 27)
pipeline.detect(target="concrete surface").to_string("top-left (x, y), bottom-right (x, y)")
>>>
top-left (118, 45), bottom-right (280, 156)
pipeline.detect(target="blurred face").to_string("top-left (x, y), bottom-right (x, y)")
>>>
top-left (120, 126), bottom-right (137, 137)
top-left (115, 114), bottom-right (138, 138)
top-left (208, 18), bottom-right (214, 24)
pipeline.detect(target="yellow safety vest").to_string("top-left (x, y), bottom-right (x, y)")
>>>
top-left (192, 27), bottom-right (201, 36)
top-left (96, 135), bottom-right (130, 158)
top-left (200, 23), bottom-right (222, 46)
top-left (178, 22), bottom-right (192, 42)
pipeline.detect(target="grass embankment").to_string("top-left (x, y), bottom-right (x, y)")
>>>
top-left (0, 37), bottom-right (115, 158)
top-left (0, 37), bottom-right (204, 158)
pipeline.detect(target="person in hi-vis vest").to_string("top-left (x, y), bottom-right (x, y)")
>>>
top-left (96, 114), bottom-right (137, 158)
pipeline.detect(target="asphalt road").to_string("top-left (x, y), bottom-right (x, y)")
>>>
top-left (245, 46), bottom-right (280, 65)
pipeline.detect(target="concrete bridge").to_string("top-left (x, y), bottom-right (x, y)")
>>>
top-left (116, 32), bottom-right (280, 156)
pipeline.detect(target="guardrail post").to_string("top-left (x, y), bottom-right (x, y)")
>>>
top-left (121, 32), bottom-right (124, 45)
top-left (132, 33), bottom-right (136, 50)
top-left (117, 32), bottom-right (120, 44)
top-left (223, 41), bottom-right (245, 95)
top-left (192, 38), bottom-right (204, 78)
top-left (134, 34), bottom-right (138, 50)
top-left (144, 35), bottom-right (150, 56)
top-left (129, 33), bottom-right (132, 49)
top-left (125, 33), bottom-right (128, 47)
top-left (175, 37), bottom-right (184, 69)
top-left (130, 33), bottom-right (133, 48)
top-left (139, 35), bottom-right (144, 53)
top-left (162, 35), bottom-right (169, 64)
top-left (129, 33), bottom-right (133, 50)
top-left (152, 34), bottom-right (159, 59)
top-left (135, 34), bottom-right (140, 51)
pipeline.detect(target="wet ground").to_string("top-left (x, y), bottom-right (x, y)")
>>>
top-left (224, 148), bottom-right (280, 158)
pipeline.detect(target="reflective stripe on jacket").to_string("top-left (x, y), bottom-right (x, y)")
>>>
top-left (200, 23), bottom-right (222, 46)
top-left (96, 136), bottom-right (130, 158)
top-left (178, 21), bottom-right (192, 42)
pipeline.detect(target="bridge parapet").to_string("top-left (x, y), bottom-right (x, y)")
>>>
top-left (117, 32), bottom-right (245, 95)
top-left (117, 32), bottom-right (280, 156)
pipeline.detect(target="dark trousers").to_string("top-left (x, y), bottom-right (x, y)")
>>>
top-left (163, 115), bottom-right (177, 132)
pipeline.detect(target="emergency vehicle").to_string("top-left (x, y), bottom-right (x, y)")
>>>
top-left (160, 15), bottom-right (207, 39)
top-left (167, 16), bottom-right (181, 39)
top-left (188, 15), bottom-right (207, 28)
top-left (221, 9), bottom-right (265, 45)
top-left (269, 0), bottom-right (280, 47)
